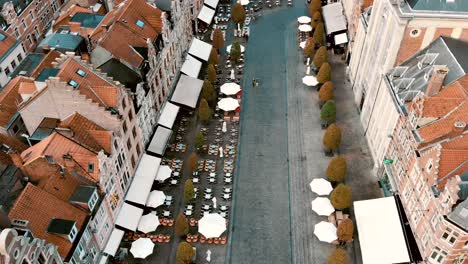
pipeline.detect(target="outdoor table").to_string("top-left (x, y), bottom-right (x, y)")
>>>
top-left (223, 188), bottom-right (232, 193)
top-left (207, 165), bottom-right (213, 169)
top-left (203, 205), bottom-right (211, 210)
top-left (220, 212), bottom-right (228, 218)
top-left (166, 196), bottom-right (173, 201)
top-left (193, 178), bottom-right (199, 183)
top-left (215, 139), bottom-right (221, 142)
top-left (230, 140), bottom-right (235, 143)
top-left (163, 211), bottom-right (171, 217)
top-left (173, 172), bottom-right (180, 177)
top-left (185, 210), bottom-right (193, 216)
top-left (222, 194), bottom-right (231, 199)
top-left (170, 179), bottom-right (178, 185)
top-left (209, 178), bottom-right (216, 183)
top-left (204, 194), bottom-right (213, 200)
top-left (220, 206), bottom-right (228, 211)
top-left (205, 188), bottom-right (213, 193)
top-left (224, 178), bottom-right (232, 183)
top-left (187, 205), bottom-right (194, 210)
top-left (225, 173), bottom-right (232, 177)
top-left (209, 173), bottom-right (216, 177)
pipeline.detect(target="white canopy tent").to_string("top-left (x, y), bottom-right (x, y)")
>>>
top-left (103, 228), bottom-right (125, 256)
top-left (314, 221), bottom-right (337, 243)
top-left (125, 154), bottom-right (161, 205)
top-left (226, 44), bottom-right (245, 53)
top-left (170, 74), bottom-right (204, 109)
top-left (311, 197), bottom-right (335, 216)
top-left (158, 102), bottom-right (179, 129)
top-left (322, 3), bottom-right (347, 35)
top-left (334, 33), bottom-right (349, 45)
top-left (147, 126), bottom-right (172, 157)
top-left (297, 16), bottom-right (311, 24)
top-left (220, 83), bottom-right (241, 95)
top-left (204, 0), bottom-right (219, 9)
top-left (354, 197), bottom-right (411, 264)
top-left (155, 165), bottom-right (172, 182)
top-left (309, 178), bottom-right (333, 196)
top-left (130, 238), bottom-right (155, 259)
top-left (181, 55), bottom-right (202, 78)
top-left (115, 203), bottom-right (144, 231)
top-left (188, 38), bottom-right (212, 62)
top-left (198, 5), bottom-right (216, 25)
top-left (302, 75), bottom-right (319, 86)
top-left (137, 213), bottom-right (160, 233)
top-left (198, 213), bottom-right (227, 238)
top-left (146, 190), bottom-right (166, 208)
top-left (217, 97), bottom-right (239, 111)
top-left (298, 24), bottom-right (312, 32)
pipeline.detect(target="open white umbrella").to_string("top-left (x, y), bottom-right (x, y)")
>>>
top-left (137, 213), bottom-right (160, 233)
top-left (297, 16), bottom-right (311, 24)
top-left (240, 0), bottom-right (249, 5)
top-left (221, 83), bottom-right (241, 95)
top-left (198, 213), bottom-right (227, 238)
top-left (309, 178), bottom-right (333, 196)
top-left (226, 44), bottom-right (245, 53)
top-left (222, 121), bottom-right (227, 132)
top-left (219, 147), bottom-right (223, 158)
top-left (155, 165), bottom-right (172, 181)
top-left (299, 41), bottom-right (306, 49)
top-left (146, 190), bottom-right (166, 208)
top-left (230, 69), bottom-right (235, 80)
top-left (311, 197), bottom-right (335, 216)
top-left (298, 24), bottom-right (312, 32)
top-left (314, 221), bottom-right (338, 243)
top-left (218, 98), bottom-right (240, 111)
top-left (130, 238), bottom-right (155, 258)
top-left (212, 197), bottom-right (217, 208)
top-left (302, 75), bottom-right (318, 86)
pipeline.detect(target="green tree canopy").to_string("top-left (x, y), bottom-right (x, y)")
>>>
top-left (304, 38), bottom-right (316, 59)
top-left (317, 62), bottom-right (331, 84)
top-left (330, 184), bottom-right (352, 210)
top-left (194, 131), bottom-right (205, 150)
top-left (313, 22), bottom-right (325, 46)
top-left (212, 28), bottom-right (225, 50)
top-left (230, 41), bottom-right (241, 64)
top-left (184, 179), bottom-right (195, 203)
top-left (188, 152), bottom-right (198, 172)
top-left (232, 3), bottom-right (246, 25)
top-left (323, 123), bottom-right (342, 151)
top-left (209, 48), bottom-right (219, 65)
top-left (201, 79), bottom-right (216, 107)
top-left (176, 242), bottom-right (194, 264)
top-left (175, 213), bottom-right (189, 237)
top-left (312, 11), bottom-right (322, 28)
top-left (320, 100), bottom-right (336, 123)
top-left (326, 156), bottom-right (347, 182)
top-left (309, 0), bottom-right (321, 17)
top-left (313, 46), bottom-right (328, 68)
top-left (328, 247), bottom-right (348, 264)
top-left (318, 81), bottom-right (334, 103)
top-left (207, 64), bottom-right (217, 83)
top-left (198, 98), bottom-right (212, 122)
top-left (337, 218), bottom-right (354, 242)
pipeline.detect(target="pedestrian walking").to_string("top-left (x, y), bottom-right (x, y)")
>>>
top-left (252, 78), bottom-right (256, 87)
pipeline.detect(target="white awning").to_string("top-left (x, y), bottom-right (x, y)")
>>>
top-left (155, 165), bottom-right (172, 182)
top-left (170, 74), bottom-right (204, 109)
top-left (115, 203), bottom-right (144, 231)
top-left (198, 5), bottom-right (215, 24)
top-left (158, 102), bottom-right (179, 129)
top-left (334, 33), bottom-right (348, 45)
top-left (103, 228), bottom-right (125, 256)
top-left (204, 0), bottom-right (219, 9)
top-left (147, 126), bottom-right (172, 156)
top-left (181, 55), bottom-right (202, 78)
top-left (322, 3), bottom-right (347, 35)
top-left (125, 154), bottom-right (161, 205)
top-left (354, 197), bottom-right (410, 264)
top-left (188, 38), bottom-right (212, 62)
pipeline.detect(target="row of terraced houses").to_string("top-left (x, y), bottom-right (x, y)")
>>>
top-left (0, 0), bottom-right (211, 263)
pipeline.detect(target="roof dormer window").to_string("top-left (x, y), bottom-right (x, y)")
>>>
top-left (46, 219), bottom-right (78, 242)
top-left (0, 33), bottom-right (6, 41)
top-left (68, 80), bottom-right (78, 88)
top-left (76, 69), bottom-right (86, 77)
top-left (136, 19), bottom-right (144, 28)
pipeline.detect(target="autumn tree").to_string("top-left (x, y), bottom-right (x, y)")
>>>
top-left (175, 213), bottom-right (189, 237)
top-left (212, 28), bottom-right (225, 50)
top-left (184, 179), bottom-right (195, 203)
top-left (201, 80), bottom-right (216, 107)
top-left (317, 62), bottom-right (331, 84)
top-left (198, 98), bottom-right (212, 122)
top-left (230, 42), bottom-right (241, 64)
top-left (318, 81), bottom-right (334, 104)
top-left (303, 38), bottom-right (316, 59)
top-left (209, 48), bottom-right (219, 65)
top-left (313, 46), bottom-right (328, 68)
top-left (311, 11), bottom-right (322, 29)
top-left (207, 64), bottom-right (217, 83)
top-left (309, 0), bottom-right (321, 17)
top-left (320, 100), bottom-right (336, 125)
top-left (313, 22), bottom-right (325, 46)
top-left (326, 156), bottom-right (347, 182)
top-left (187, 152), bottom-right (198, 172)
top-left (323, 123), bottom-right (342, 152)
top-left (337, 219), bottom-right (354, 242)
top-left (328, 248), bottom-right (348, 264)
top-left (232, 3), bottom-right (246, 25)
top-left (330, 184), bottom-right (352, 210)
top-left (194, 131), bottom-right (205, 150)
top-left (176, 242), bottom-right (194, 264)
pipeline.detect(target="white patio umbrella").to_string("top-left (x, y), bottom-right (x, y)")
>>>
top-left (306, 66), bottom-right (311, 75)
top-left (146, 190), bottom-right (166, 208)
top-left (314, 221), bottom-right (338, 243)
top-left (311, 197), bottom-right (335, 216)
top-left (230, 69), bottom-right (235, 80)
top-left (302, 75), bottom-right (319, 86)
top-left (240, 0), bottom-right (249, 5)
top-left (298, 24), bottom-right (312, 32)
top-left (219, 147), bottom-right (223, 158)
top-left (218, 97), bottom-right (239, 111)
top-left (206, 250), bottom-right (212, 262)
top-left (309, 178), bottom-right (333, 196)
top-left (220, 83), bottom-right (241, 95)
top-left (297, 16), bottom-right (311, 24)
top-left (130, 238), bottom-right (155, 258)
top-left (137, 213), bottom-right (160, 233)
top-left (299, 41), bottom-right (306, 49)
top-left (212, 197), bottom-right (217, 208)
top-left (198, 213), bottom-right (227, 238)
top-left (226, 44), bottom-right (245, 53)
top-left (222, 121), bottom-right (227, 132)
top-left (155, 165), bottom-right (172, 181)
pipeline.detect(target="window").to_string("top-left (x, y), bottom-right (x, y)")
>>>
top-left (76, 69), bottom-right (86, 77)
top-left (114, 140), bottom-right (118, 150)
top-left (69, 257), bottom-right (77, 264)
top-left (4, 67), bottom-right (10, 75)
top-left (14, 28), bottom-right (19, 38)
top-left (131, 155), bottom-right (136, 168)
top-left (45, 155), bottom-right (55, 164)
top-left (132, 126), bottom-right (137, 138)
top-left (68, 80), bottom-right (78, 88)
top-left (10, 60), bottom-right (16, 69)
top-left (122, 97), bottom-right (126, 109)
top-left (21, 19), bottom-right (26, 29)
top-left (410, 28), bottom-right (421, 38)
top-left (136, 19), bottom-right (145, 28)
top-left (68, 223), bottom-right (78, 242)
top-left (82, 227), bottom-right (91, 242)
top-left (89, 190), bottom-right (98, 210)
top-left (88, 162), bottom-right (94, 173)
top-left (122, 121), bottom-right (127, 133)
top-left (17, 54), bottom-right (22, 62)
top-left (136, 143), bottom-right (141, 157)
top-left (128, 110), bottom-right (134, 120)
top-left (127, 138), bottom-right (131, 150)
top-left (38, 254), bottom-right (46, 264)
top-left (29, 11), bottom-right (34, 20)
top-left (431, 213), bottom-right (440, 229)
top-left (430, 247), bottom-right (447, 263)
top-left (441, 227), bottom-right (459, 245)
top-left (426, 159), bottom-right (433, 171)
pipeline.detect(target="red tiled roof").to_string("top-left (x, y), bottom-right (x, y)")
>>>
top-left (0, 29), bottom-right (20, 59)
top-left (8, 183), bottom-right (88, 258)
top-left (0, 133), bottom-right (28, 164)
top-left (0, 77), bottom-right (34, 127)
top-left (436, 135), bottom-right (468, 188)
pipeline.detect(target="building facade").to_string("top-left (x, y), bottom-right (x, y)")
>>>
top-left (0, 29), bottom-right (25, 88)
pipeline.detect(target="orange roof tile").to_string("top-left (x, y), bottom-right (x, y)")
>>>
top-left (8, 183), bottom-right (88, 258)
top-left (0, 77), bottom-right (34, 127)
top-left (42, 169), bottom-right (91, 201)
top-left (18, 82), bottom-right (37, 95)
top-left (0, 29), bottom-right (20, 59)
top-left (436, 135), bottom-right (468, 188)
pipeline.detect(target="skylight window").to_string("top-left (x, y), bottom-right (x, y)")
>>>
top-left (136, 19), bottom-right (144, 28)
top-left (68, 80), bottom-right (78, 88)
top-left (76, 69), bottom-right (86, 77)
top-left (0, 33), bottom-right (6, 41)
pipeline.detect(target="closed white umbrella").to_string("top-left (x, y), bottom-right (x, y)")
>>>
top-left (206, 249), bottom-right (212, 262)
top-left (309, 178), bottom-right (333, 196)
top-left (146, 190), bottom-right (166, 208)
top-left (297, 16), bottom-right (311, 24)
top-left (220, 83), bottom-right (241, 95)
top-left (306, 57), bottom-right (310, 66)
top-left (212, 197), bottom-right (217, 208)
top-left (314, 221), bottom-right (337, 243)
top-left (230, 69), bottom-right (235, 80)
top-left (130, 238), bottom-right (155, 258)
top-left (226, 44), bottom-right (245, 53)
top-left (218, 98), bottom-right (239, 111)
top-left (222, 121), bottom-right (227, 132)
top-left (299, 41), bottom-right (306, 49)
top-left (311, 197), bottom-right (335, 216)
top-left (137, 213), bottom-right (160, 233)
top-left (198, 213), bottom-right (227, 238)
top-left (306, 66), bottom-right (311, 75)
top-left (219, 147), bottom-right (223, 158)
top-left (298, 24), bottom-right (312, 32)
top-left (155, 165), bottom-right (172, 181)
top-left (240, 0), bottom-right (249, 5)
top-left (302, 75), bottom-right (319, 86)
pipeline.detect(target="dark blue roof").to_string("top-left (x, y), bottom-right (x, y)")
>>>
top-left (10, 53), bottom-right (45, 78)
top-left (35, 68), bottom-right (59, 82)
top-left (38, 33), bottom-right (84, 51)
top-left (70, 12), bottom-right (105, 28)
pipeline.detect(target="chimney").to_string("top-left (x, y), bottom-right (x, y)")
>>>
top-left (425, 66), bottom-right (448, 97)
top-left (452, 121), bottom-right (466, 135)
